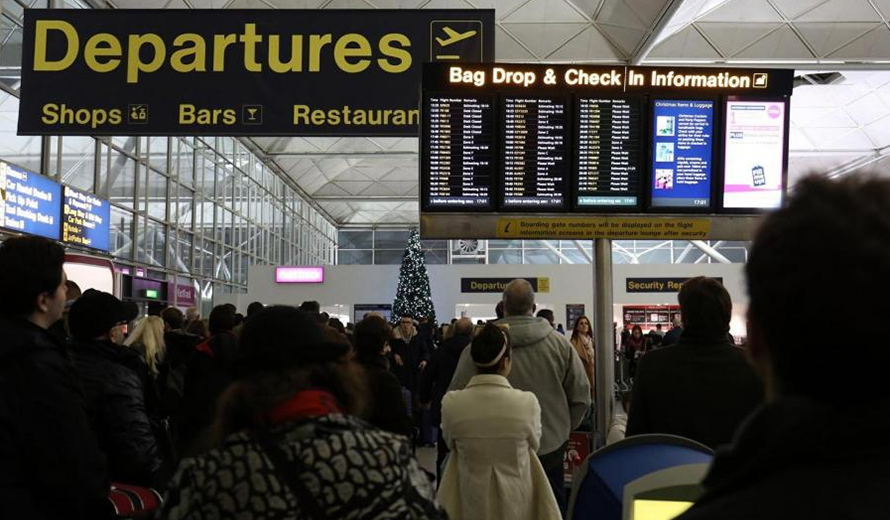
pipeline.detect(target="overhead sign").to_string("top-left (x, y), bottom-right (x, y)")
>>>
top-left (496, 217), bottom-right (711, 240)
top-left (0, 161), bottom-right (61, 240)
top-left (461, 277), bottom-right (550, 293)
top-left (19, 9), bottom-right (494, 136)
top-left (428, 63), bottom-right (793, 96)
top-left (62, 185), bottom-right (110, 252)
top-left (626, 277), bottom-right (724, 293)
top-left (276, 266), bottom-right (325, 283)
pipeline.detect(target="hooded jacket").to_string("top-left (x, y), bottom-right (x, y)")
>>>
top-left (448, 315), bottom-right (591, 455)
top-left (677, 396), bottom-right (890, 520)
top-left (0, 316), bottom-right (110, 519)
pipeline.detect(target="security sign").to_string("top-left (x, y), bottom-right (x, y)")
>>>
top-left (18, 9), bottom-right (494, 136)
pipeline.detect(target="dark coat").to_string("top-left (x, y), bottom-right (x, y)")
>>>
top-left (0, 316), bottom-right (110, 519)
top-left (678, 397), bottom-right (890, 520)
top-left (358, 354), bottom-right (412, 437)
top-left (626, 333), bottom-right (763, 450)
top-left (390, 331), bottom-right (429, 392)
top-left (420, 333), bottom-right (471, 425)
top-left (70, 338), bottom-right (163, 487)
top-left (662, 326), bottom-right (683, 347)
top-left (157, 330), bottom-right (201, 418)
top-left (177, 332), bottom-right (239, 454)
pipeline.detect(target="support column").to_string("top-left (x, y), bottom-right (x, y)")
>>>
top-left (593, 239), bottom-right (615, 442)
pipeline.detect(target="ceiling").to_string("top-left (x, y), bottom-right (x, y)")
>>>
top-left (96, 0), bottom-right (890, 226)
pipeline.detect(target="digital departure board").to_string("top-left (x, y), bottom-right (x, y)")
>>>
top-left (500, 97), bottom-right (569, 210)
top-left (0, 161), bottom-right (61, 240)
top-left (422, 94), bottom-right (495, 211)
top-left (650, 100), bottom-right (715, 210)
top-left (574, 98), bottom-right (642, 210)
top-left (62, 186), bottom-right (111, 252)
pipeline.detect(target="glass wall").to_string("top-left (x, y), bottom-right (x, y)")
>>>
top-left (337, 230), bottom-right (750, 265)
top-left (0, 0), bottom-right (337, 305)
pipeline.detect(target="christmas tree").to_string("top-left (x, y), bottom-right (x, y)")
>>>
top-left (391, 228), bottom-right (436, 324)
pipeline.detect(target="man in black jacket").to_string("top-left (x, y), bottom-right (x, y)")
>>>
top-left (0, 236), bottom-right (110, 519)
top-left (68, 290), bottom-right (162, 487)
top-left (677, 176), bottom-right (890, 520)
top-left (626, 277), bottom-right (762, 450)
top-left (420, 317), bottom-right (473, 476)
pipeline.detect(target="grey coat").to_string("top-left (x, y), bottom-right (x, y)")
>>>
top-left (448, 315), bottom-right (590, 455)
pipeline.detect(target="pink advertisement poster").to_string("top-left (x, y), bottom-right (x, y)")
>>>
top-left (722, 100), bottom-right (786, 209)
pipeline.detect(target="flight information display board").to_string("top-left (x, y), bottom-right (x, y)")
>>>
top-left (722, 99), bottom-right (787, 210)
top-left (574, 98), bottom-right (643, 210)
top-left (650, 100), bottom-right (715, 210)
top-left (422, 94), bottom-right (495, 210)
top-left (500, 97), bottom-right (569, 210)
top-left (62, 186), bottom-right (111, 252)
top-left (0, 161), bottom-right (61, 240)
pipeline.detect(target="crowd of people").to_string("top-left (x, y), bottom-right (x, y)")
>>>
top-left (1, 174), bottom-right (889, 519)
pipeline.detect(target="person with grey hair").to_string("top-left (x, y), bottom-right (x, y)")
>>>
top-left (449, 279), bottom-right (590, 515)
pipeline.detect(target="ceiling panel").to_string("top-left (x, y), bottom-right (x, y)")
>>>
top-left (105, 0), bottom-right (890, 225)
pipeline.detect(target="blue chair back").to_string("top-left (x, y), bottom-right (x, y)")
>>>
top-left (567, 434), bottom-right (713, 520)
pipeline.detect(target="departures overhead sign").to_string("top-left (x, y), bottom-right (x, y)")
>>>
top-left (18, 9), bottom-right (494, 136)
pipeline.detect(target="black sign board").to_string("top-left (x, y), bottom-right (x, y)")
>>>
top-left (19, 9), bottom-right (494, 136)
top-left (566, 304), bottom-right (585, 331)
top-left (420, 63), bottom-right (794, 217)
top-left (626, 277), bottom-right (723, 293)
top-left (461, 277), bottom-right (548, 293)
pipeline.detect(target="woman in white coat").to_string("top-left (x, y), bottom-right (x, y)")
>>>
top-left (437, 323), bottom-right (561, 520)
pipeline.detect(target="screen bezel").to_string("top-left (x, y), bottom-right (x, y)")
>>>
top-left (645, 96), bottom-right (720, 214)
top-left (420, 90), bottom-right (498, 213)
top-left (717, 95), bottom-right (791, 214)
top-left (496, 93), bottom-right (573, 213)
top-left (571, 95), bottom-right (645, 213)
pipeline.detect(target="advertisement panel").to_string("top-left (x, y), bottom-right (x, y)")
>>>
top-left (19, 9), bottom-right (494, 136)
top-left (722, 99), bottom-right (787, 210)
top-left (650, 99), bottom-right (714, 210)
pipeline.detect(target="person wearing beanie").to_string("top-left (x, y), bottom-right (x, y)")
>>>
top-left (160, 306), bottom-right (446, 520)
top-left (626, 277), bottom-right (763, 450)
top-left (438, 322), bottom-right (560, 520)
top-left (68, 289), bottom-right (164, 487)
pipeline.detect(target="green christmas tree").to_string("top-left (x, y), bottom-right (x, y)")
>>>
top-left (392, 228), bottom-right (436, 324)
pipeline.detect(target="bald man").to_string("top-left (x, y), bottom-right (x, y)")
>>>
top-left (449, 279), bottom-right (590, 515)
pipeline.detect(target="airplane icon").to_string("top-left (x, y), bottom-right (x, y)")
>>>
top-left (436, 27), bottom-right (478, 47)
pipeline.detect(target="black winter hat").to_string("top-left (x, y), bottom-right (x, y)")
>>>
top-left (68, 289), bottom-right (139, 341)
top-left (238, 306), bottom-right (347, 374)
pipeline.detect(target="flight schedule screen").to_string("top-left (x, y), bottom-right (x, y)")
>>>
top-left (423, 94), bottom-right (495, 210)
top-left (575, 98), bottom-right (642, 209)
top-left (500, 97), bottom-right (569, 210)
